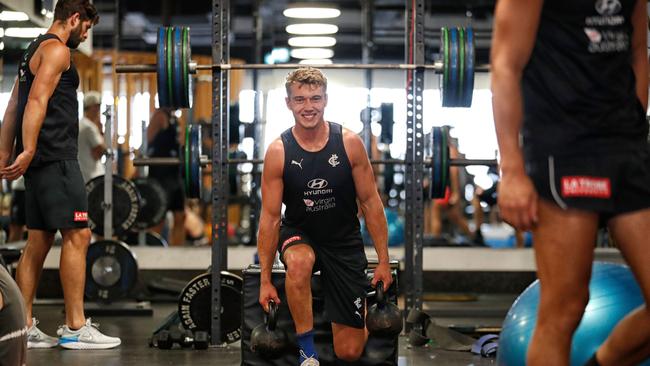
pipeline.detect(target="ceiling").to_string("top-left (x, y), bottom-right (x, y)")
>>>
top-left (90, 0), bottom-right (496, 64)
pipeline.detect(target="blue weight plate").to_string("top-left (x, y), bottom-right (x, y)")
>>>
top-left (166, 27), bottom-right (174, 108)
top-left (457, 27), bottom-right (465, 108)
top-left (157, 27), bottom-right (168, 108)
top-left (464, 27), bottom-right (475, 107)
top-left (173, 27), bottom-right (183, 108)
top-left (188, 124), bottom-right (202, 198)
top-left (447, 28), bottom-right (458, 108)
top-left (431, 127), bottom-right (444, 199)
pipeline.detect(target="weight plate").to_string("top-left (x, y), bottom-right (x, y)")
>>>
top-left (188, 124), bottom-right (202, 198)
top-left (157, 27), bottom-right (169, 108)
top-left (184, 123), bottom-right (191, 196)
top-left (166, 27), bottom-right (174, 108)
top-left (441, 127), bottom-right (449, 194)
top-left (431, 127), bottom-right (445, 199)
top-left (458, 27), bottom-right (465, 108)
top-left (448, 27), bottom-right (459, 108)
top-left (440, 27), bottom-right (449, 107)
top-left (173, 27), bottom-right (183, 109)
top-left (119, 231), bottom-right (169, 247)
top-left (183, 27), bottom-right (193, 109)
top-left (178, 271), bottom-right (243, 344)
top-left (464, 27), bottom-right (475, 107)
top-left (131, 177), bottom-right (168, 230)
top-left (85, 239), bottom-right (138, 302)
top-left (86, 175), bottom-right (141, 236)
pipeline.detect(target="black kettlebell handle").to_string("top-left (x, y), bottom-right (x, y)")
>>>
top-left (375, 281), bottom-right (385, 304)
top-left (267, 300), bottom-right (278, 331)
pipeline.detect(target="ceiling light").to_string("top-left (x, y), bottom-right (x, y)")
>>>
top-left (289, 36), bottom-right (336, 48)
top-left (4, 28), bottom-right (47, 38)
top-left (299, 59), bottom-right (333, 65)
top-left (291, 48), bottom-right (334, 60)
top-left (286, 23), bottom-right (338, 35)
top-left (0, 11), bottom-right (29, 21)
top-left (283, 3), bottom-right (341, 19)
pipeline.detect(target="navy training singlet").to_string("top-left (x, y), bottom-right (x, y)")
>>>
top-left (281, 122), bottom-right (362, 247)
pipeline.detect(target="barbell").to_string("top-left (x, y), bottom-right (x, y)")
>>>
top-left (133, 125), bottom-right (497, 200)
top-left (116, 26), bottom-right (487, 109)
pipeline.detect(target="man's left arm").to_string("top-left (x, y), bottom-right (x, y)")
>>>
top-left (343, 130), bottom-right (392, 290)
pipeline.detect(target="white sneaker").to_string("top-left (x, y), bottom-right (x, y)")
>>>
top-left (299, 350), bottom-right (320, 366)
top-left (27, 318), bottom-right (58, 349)
top-left (57, 318), bottom-right (121, 350)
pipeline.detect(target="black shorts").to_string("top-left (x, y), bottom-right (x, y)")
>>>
top-left (526, 148), bottom-right (650, 219)
top-left (150, 177), bottom-right (185, 211)
top-left (278, 226), bottom-right (369, 329)
top-left (24, 160), bottom-right (88, 232)
top-left (10, 190), bottom-right (25, 226)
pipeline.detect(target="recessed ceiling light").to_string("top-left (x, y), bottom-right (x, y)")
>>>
top-left (290, 48), bottom-right (334, 59)
top-left (4, 27), bottom-right (46, 38)
top-left (0, 11), bottom-right (29, 21)
top-left (283, 3), bottom-right (341, 19)
top-left (299, 59), bottom-right (334, 65)
top-left (286, 23), bottom-right (338, 35)
top-left (288, 36), bottom-right (336, 48)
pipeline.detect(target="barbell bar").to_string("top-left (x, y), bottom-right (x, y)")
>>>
top-left (137, 125), bottom-right (496, 200)
top-left (132, 157), bottom-right (497, 167)
top-left (116, 26), bottom-right (484, 109)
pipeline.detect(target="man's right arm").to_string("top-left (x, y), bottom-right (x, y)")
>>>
top-left (0, 79), bottom-right (20, 165)
top-left (257, 139), bottom-right (284, 286)
top-left (490, 0), bottom-right (543, 230)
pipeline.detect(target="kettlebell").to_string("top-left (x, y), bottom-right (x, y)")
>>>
top-left (250, 300), bottom-right (289, 359)
top-left (366, 281), bottom-right (403, 337)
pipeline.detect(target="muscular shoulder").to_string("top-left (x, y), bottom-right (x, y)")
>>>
top-left (38, 40), bottom-right (71, 71)
top-left (341, 127), bottom-right (367, 166)
top-left (263, 138), bottom-right (285, 175)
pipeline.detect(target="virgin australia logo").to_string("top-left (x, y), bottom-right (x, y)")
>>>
top-left (307, 179), bottom-right (328, 189)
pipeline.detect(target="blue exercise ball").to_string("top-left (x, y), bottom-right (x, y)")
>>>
top-left (360, 209), bottom-right (404, 247)
top-left (498, 262), bottom-right (649, 366)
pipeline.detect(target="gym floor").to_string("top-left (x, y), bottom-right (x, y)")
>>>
top-left (26, 299), bottom-right (506, 366)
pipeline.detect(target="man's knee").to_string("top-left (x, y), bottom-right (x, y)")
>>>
top-left (63, 228), bottom-right (92, 247)
top-left (334, 342), bottom-right (364, 362)
top-left (284, 249), bottom-right (315, 281)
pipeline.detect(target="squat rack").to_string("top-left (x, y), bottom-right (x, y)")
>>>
top-left (206, 0), bottom-right (427, 344)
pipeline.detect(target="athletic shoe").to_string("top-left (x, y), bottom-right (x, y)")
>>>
top-left (300, 350), bottom-right (320, 366)
top-left (57, 318), bottom-right (121, 350)
top-left (27, 318), bottom-right (58, 349)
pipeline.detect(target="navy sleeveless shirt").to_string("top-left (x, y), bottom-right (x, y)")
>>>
top-left (281, 122), bottom-right (363, 247)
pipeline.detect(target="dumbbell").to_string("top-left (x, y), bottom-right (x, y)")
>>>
top-left (155, 329), bottom-right (194, 349)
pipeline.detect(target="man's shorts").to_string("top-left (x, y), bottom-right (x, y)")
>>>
top-left (10, 190), bottom-right (26, 226)
top-left (526, 148), bottom-right (650, 220)
top-left (278, 226), bottom-right (369, 329)
top-left (151, 177), bottom-right (185, 212)
top-left (24, 160), bottom-right (88, 232)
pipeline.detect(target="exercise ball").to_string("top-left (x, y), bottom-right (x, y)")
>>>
top-left (360, 209), bottom-right (404, 247)
top-left (498, 262), bottom-right (649, 366)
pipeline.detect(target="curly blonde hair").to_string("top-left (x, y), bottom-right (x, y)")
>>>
top-left (285, 67), bottom-right (328, 96)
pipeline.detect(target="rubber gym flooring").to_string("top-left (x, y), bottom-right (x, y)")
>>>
top-left (26, 296), bottom-right (511, 366)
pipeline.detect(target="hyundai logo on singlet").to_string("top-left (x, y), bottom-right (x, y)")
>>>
top-left (307, 178), bottom-right (328, 189)
top-left (595, 0), bottom-right (621, 16)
